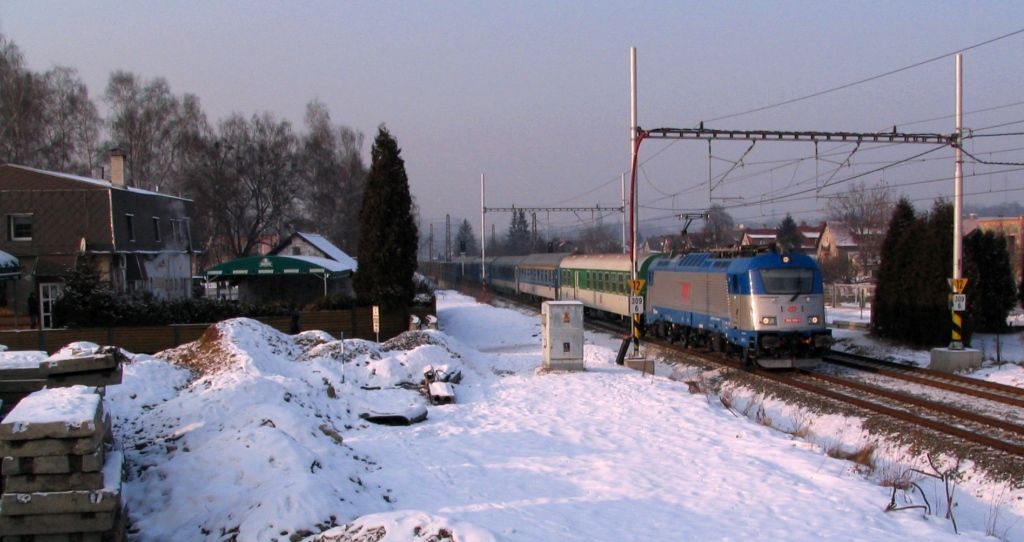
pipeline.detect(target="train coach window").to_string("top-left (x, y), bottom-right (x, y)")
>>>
top-left (759, 269), bottom-right (815, 294)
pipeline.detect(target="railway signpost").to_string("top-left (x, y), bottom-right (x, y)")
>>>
top-left (628, 296), bottom-right (644, 315)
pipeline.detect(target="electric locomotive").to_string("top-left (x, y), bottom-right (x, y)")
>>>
top-left (645, 248), bottom-right (831, 368)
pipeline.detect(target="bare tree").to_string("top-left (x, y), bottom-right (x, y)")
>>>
top-left (579, 223), bottom-right (620, 254)
top-left (297, 100), bottom-right (367, 254)
top-left (827, 180), bottom-right (893, 274)
top-left (0, 35), bottom-right (48, 166)
top-left (187, 112), bottom-right (299, 260)
top-left (105, 71), bottom-right (202, 192)
top-left (702, 204), bottom-right (735, 248)
top-left (40, 66), bottom-right (100, 174)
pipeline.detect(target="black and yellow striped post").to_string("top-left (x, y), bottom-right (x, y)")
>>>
top-left (949, 277), bottom-right (968, 350)
top-left (628, 279), bottom-right (646, 357)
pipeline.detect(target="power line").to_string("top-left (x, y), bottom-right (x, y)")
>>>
top-left (959, 146), bottom-right (1024, 167)
top-left (703, 27), bottom-right (1024, 123)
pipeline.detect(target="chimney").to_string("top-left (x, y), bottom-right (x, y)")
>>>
top-left (109, 149), bottom-right (125, 188)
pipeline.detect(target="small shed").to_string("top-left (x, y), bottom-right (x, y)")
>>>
top-left (203, 252), bottom-right (356, 306)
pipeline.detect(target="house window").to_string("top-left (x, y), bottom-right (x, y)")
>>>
top-left (152, 217), bottom-right (161, 242)
top-left (7, 214), bottom-right (33, 241)
top-left (125, 214), bottom-right (135, 242)
top-left (292, 247), bottom-right (301, 255)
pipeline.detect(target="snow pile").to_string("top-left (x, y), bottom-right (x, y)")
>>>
top-left (67, 296), bottom-right (1024, 541)
top-left (306, 510), bottom-right (495, 542)
top-left (107, 318), bottom-right (481, 542)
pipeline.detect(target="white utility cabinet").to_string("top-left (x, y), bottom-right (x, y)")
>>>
top-left (541, 301), bottom-right (585, 371)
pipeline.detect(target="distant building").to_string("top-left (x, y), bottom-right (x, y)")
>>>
top-left (965, 215), bottom-right (1023, 282)
top-left (738, 221), bottom-right (822, 254)
top-left (0, 154), bottom-right (199, 328)
top-left (739, 228), bottom-right (777, 248)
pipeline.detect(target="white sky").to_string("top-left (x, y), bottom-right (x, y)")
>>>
top-left (2, 2), bottom-right (1023, 240)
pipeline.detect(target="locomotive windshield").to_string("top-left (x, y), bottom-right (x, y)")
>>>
top-left (758, 268), bottom-right (815, 294)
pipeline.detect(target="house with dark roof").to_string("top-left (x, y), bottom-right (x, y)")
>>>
top-left (0, 154), bottom-right (198, 328)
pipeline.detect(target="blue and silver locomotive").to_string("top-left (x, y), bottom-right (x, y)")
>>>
top-left (645, 249), bottom-right (831, 368)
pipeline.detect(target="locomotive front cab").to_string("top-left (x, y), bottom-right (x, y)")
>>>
top-left (745, 254), bottom-right (832, 365)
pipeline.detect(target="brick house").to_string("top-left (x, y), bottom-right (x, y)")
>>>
top-left (0, 155), bottom-right (198, 328)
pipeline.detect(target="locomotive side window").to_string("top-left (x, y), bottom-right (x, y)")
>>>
top-left (758, 268), bottom-right (814, 294)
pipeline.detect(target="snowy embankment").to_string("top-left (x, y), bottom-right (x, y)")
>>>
top-left (35, 291), bottom-right (1018, 541)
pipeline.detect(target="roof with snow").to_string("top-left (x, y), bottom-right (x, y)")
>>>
top-left (0, 164), bottom-right (192, 202)
top-left (293, 232), bottom-right (357, 270)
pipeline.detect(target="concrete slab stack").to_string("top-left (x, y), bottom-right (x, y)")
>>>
top-left (0, 386), bottom-right (125, 541)
top-left (0, 347), bottom-right (125, 418)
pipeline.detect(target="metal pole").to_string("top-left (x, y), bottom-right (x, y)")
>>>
top-left (621, 173), bottom-right (627, 253)
top-left (954, 53), bottom-right (963, 281)
top-left (630, 46), bottom-right (638, 276)
top-left (951, 53), bottom-right (964, 350)
top-left (480, 173), bottom-right (486, 282)
top-left (629, 46), bottom-right (641, 358)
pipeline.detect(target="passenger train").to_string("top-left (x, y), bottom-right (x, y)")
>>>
top-left (420, 247), bottom-right (831, 368)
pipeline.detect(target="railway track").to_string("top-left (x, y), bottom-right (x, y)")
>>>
top-left (590, 316), bottom-right (1024, 459)
top-left (443, 285), bottom-right (1024, 460)
top-left (821, 350), bottom-right (1024, 409)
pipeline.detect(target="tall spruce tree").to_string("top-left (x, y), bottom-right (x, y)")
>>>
top-left (872, 198), bottom-right (915, 338)
top-left (775, 213), bottom-right (803, 253)
top-left (455, 219), bottom-right (477, 256)
top-left (918, 201), bottom-right (956, 346)
top-left (507, 209), bottom-right (531, 255)
top-left (354, 126), bottom-right (418, 309)
top-left (963, 230), bottom-right (1017, 332)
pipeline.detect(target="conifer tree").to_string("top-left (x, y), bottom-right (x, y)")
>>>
top-left (506, 209), bottom-right (531, 255)
top-left (775, 213), bottom-right (803, 253)
top-left (963, 230), bottom-right (1017, 332)
top-left (872, 198), bottom-right (915, 337)
top-left (455, 219), bottom-right (477, 256)
top-left (919, 201), bottom-right (956, 345)
top-left (354, 126), bottom-right (418, 309)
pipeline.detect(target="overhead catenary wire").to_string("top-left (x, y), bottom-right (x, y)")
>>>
top-left (702, 27), bottom-right (1024, 123)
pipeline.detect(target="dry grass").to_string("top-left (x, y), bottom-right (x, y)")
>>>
top-left (755, 404), bottom-right (773, 428)
top-left (789, 410), bottom-right (813, 439)
top-left (826, 441), bottom-right (877, 470)
top-left (719, 387), bottom-right (735, 410)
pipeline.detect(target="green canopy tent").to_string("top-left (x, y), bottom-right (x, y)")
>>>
top-left (203, 255), bottom-right (356, 297)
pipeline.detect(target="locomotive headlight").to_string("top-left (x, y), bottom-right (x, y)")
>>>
top-left (808, 315), bottom-right (820, 325)
top-left (761, 316), bottom-right (777, 326)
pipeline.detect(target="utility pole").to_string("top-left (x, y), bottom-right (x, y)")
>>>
top-left (621, 173), bottom-right (627, 253)
top-left (627, 46), bottom-right (644, 363)
top-left (950, 53), bottom-right (966, 350)
top-left (480, 173), bottom-right (486, 282)
top-left (445, 214), bottom-right (452, 262)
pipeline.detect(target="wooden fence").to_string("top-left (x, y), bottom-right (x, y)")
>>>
top-left (0, 304), bottom-right (431, 354)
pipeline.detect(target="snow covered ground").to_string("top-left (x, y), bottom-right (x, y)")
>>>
top-left (2, 293), bottom-right (1023, 541)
